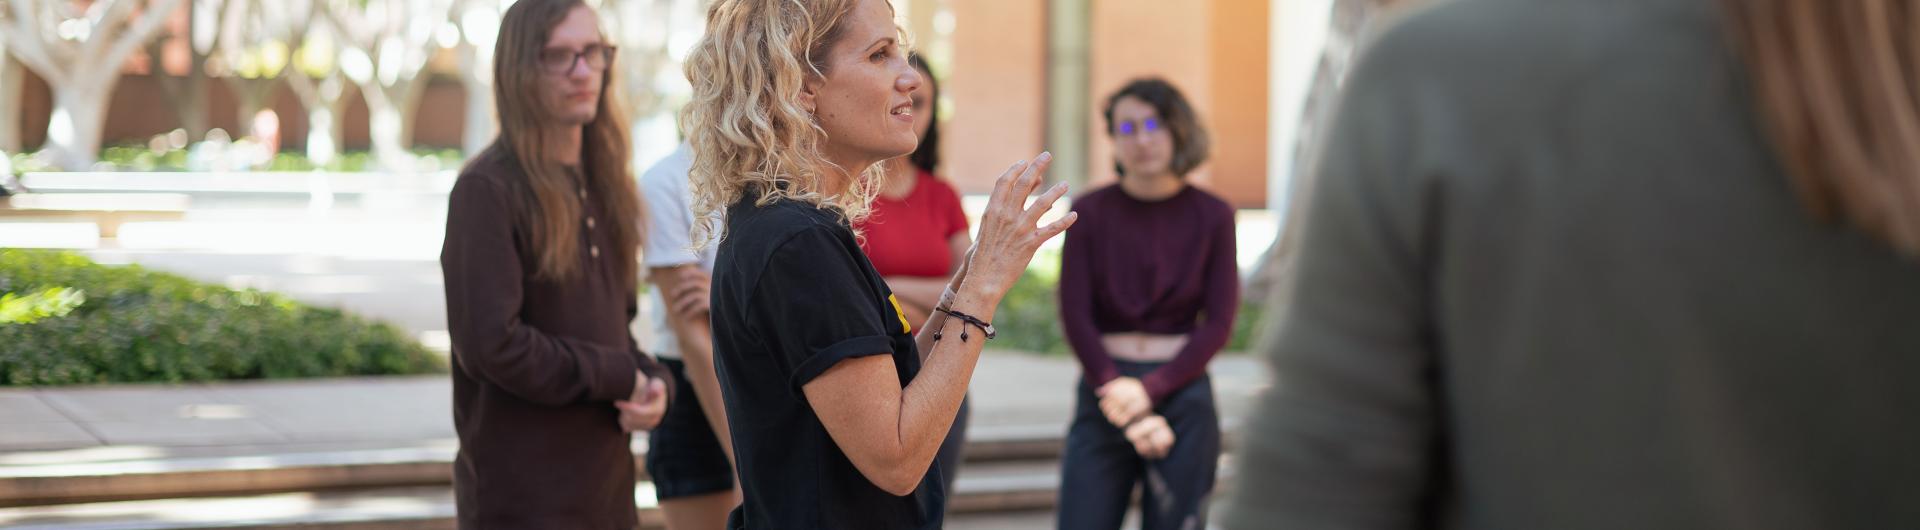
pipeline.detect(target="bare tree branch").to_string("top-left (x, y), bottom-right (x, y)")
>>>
top-left (216, 0), bottom-right (246, 61)
top-left (99, 0), bottom-right (186, 82)
top-left (83, 0), bottom-right (141, 61)
top-left (320, 0), bottom-right (369, 50)
top-left (29, 0), bottom-right (76, 66)
top-left (284, 6), bottom-right (342, 104)
top-left (0, 0), bottom-right (68, 85)
top-left (0, 0), bottom-right (187, 168)
top-left (1, 0), bottom-right (32, 37)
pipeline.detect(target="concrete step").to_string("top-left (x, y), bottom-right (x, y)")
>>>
top-left (0, 445), bottom-right (456, 509)
top-left (0, 462), bottom-right (1084, 529)
top-left (0, 486), bottom-right (458, 530)
top-left (0, 424), bottom-right (1076, 508)
top-left (0, 459), bottom-right (1239, 529)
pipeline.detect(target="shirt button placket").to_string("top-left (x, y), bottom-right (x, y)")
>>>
top-left (580, 185), bottom-right (596, 259)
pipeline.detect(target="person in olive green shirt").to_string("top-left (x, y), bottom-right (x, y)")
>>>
top-left (1227, 0), bottom-right (1920, 528)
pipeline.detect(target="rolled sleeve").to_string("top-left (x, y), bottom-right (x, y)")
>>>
top-left (748, 224), bottom-right (899, 397)
top-left (790, 335), bottom-right (896, 393)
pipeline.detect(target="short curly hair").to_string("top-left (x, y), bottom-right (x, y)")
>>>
top-left (1102, 77), bottom-right (1211, 178)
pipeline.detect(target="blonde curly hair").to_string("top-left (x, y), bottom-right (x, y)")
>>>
top-left (682, 0), bottom-right (896, 248)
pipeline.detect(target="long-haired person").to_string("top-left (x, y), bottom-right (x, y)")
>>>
top-left (1224, 1), bottom-right (1920, 528)
top-left (1057, 77), bottom-right (1239, 530)
top-left (853, 53), bottom-right (973, 497)
top-left (440, 0), bottom-right (671, 527)
top-left (682, 0), bottom-right (1075, 527)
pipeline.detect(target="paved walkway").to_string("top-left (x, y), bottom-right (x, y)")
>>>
top-left (0, 353), bottom-right (1270, 462)
top-left (4, 203), bottom-right (1277, 469)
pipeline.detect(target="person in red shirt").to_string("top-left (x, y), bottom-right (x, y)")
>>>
top-left (853, 53), bottom-right (973, 500)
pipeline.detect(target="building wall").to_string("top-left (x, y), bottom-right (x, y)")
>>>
top-left (1087, 0), bottom-right (1210, 192)
top-left (942, 0), bottom-right (1048, 195)
top-left (1081, 0), bottom-right (1268, 207)
top-left (1209, 0), bottom-right (1271, 207)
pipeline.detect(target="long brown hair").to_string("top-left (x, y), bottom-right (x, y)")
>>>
top-left (907, 53), bottom-right (941, 174)
top-left (483, 0), bottom-right (643, 281)
top-left (1722, 0), bottom-right (1920, 257)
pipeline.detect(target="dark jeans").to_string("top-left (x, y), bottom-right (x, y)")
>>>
top-left (1058, 361), bottom-right (1219, 530)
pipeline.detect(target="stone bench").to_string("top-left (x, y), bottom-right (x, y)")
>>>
top-left (0, 193), bottom-right (190, 238)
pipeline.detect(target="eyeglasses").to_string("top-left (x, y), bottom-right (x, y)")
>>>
top-left (1115, 118), bottom-right (1161, 137)
top-left (540, 44), bottom-right (617, 74)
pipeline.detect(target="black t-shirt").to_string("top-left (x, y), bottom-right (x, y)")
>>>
top-left (711, 195), bottom-right (944, 529)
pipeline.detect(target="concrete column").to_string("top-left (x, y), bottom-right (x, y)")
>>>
top-left (1046, 0), bottom-right (1090, 188)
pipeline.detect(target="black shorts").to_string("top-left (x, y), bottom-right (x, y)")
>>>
top-left (645, 357), bottom-right (736, 500)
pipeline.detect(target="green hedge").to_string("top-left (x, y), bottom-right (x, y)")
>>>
top-left (0, 249), bottom-right (444, 386)
top-left (994, 249), bottom-right (1266, 356)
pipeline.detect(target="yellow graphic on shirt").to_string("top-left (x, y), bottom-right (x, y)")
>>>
top-left (888, 294), bottom-right (912, 334)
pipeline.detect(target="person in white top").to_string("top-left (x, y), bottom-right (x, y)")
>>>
top-left (638, 143), bottom-right (738, 529)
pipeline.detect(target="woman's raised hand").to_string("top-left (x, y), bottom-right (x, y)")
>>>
top-left (956, 152), bottom-right (1076, 303)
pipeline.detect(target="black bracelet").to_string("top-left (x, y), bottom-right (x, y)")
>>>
top-left (932, 306), bottom-right (996, 343)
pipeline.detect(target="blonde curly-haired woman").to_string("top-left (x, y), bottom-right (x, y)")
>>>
top-left (680, 0), bottom-right (1075, 527)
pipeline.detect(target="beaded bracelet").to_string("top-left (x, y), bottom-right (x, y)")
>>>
top-left (932, 306), bottom-right (996, 343)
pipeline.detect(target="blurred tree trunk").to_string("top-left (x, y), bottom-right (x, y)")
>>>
top-left (216, 0), bottom-right (292, 140)
top-left (452, 0), bottom-right (506, 157)
top-left (148, 0), bottom-right (217, 140)
top-left (0, 0), bottom-right (190, 169)
top-left (287, 70), bottom-right (350, 167)
top-left (359, 78), bottom-right (429, 170)
top-left (457, 39), bottom-right (492, 157)
top-left (600, 0), bottom-right (696, 164)
top-left (226, 77), bottom-right (278, 138)
top-left (263, 0), bottom-right (346, 166)
top-left (325, 0), bottom-right (458, 171)
top-left (0, 54), bottom-right (22, 153)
